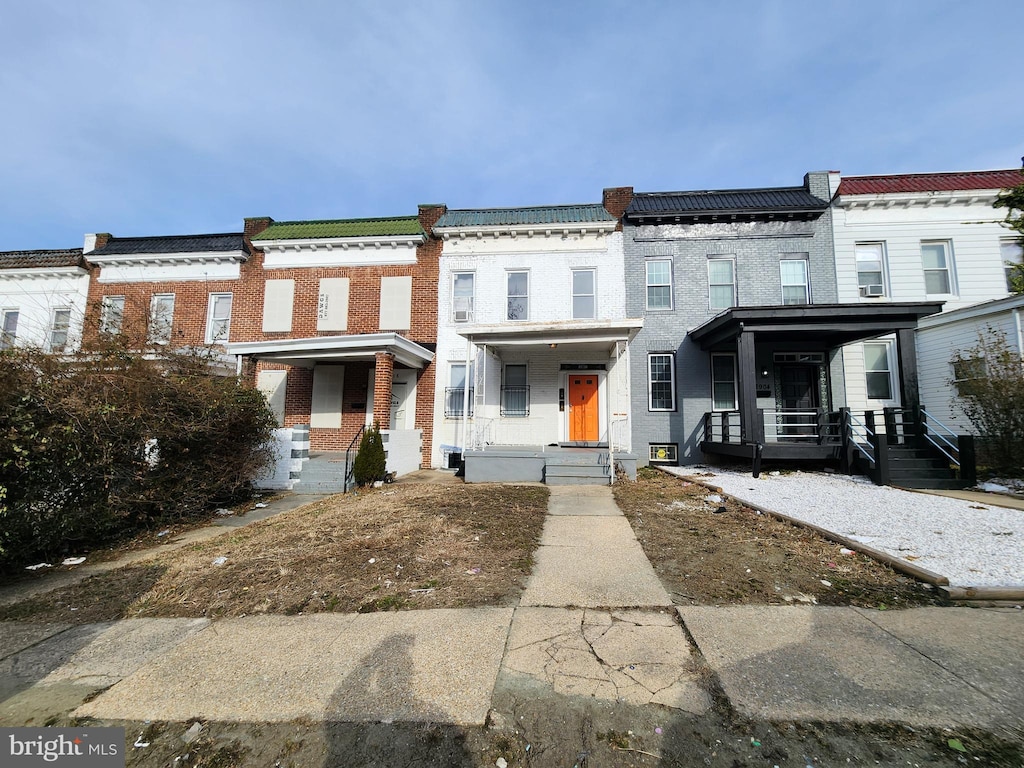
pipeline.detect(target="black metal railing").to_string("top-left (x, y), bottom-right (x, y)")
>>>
top-left (343, 424), bottom-right (365, 493)
top-left (444, 388), bottom-right (474, 418)
top-left (499, 385), bottom-right (530, 417)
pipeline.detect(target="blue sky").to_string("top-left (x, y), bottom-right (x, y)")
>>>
top-left (2, 0), bottom-right (1022, 250)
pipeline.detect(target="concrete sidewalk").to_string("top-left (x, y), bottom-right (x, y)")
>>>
top-left (1, 483), bottom-right (1022, 737)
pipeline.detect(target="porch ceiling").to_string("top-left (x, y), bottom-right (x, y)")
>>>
top-left (689, 302), bottom-right (944, 350)
top-left (456, 319), bottom-right (643, 352)
top-left (224, 332), bottom-right (435, 369)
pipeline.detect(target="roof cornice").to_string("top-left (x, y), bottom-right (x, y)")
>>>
top-left (836, 189), bottom-right (1002, 209)
top-left (88, 249), bottom-right (248, 267)
top-left (0, 265), bottom-right (90, 279)
top-left (434, 222), bottom-right (616, 240)
top-left (254, 234), bottom-right (426, 252)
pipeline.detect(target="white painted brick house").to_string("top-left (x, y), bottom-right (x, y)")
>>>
top-left (832, 169), bottom-right (1023, 420)
top-left (0, 248), bottom-right (90, 353)
top-left (430, 201), bottom-right (642, 469)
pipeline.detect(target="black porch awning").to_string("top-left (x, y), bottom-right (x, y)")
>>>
top-left (688, 302), bottom-right (944, 351)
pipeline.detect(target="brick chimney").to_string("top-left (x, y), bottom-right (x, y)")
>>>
top-left (244, 217), bottom-right (273, 238)
top-left (83, 233), bottom-right (111, 253)
top-left (418, 203), bottom-right (447, 231)
top-left (602, 187), bottom-right (633, 231)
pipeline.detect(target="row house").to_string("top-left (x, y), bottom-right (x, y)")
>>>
top-left (431, 198), bottom-right (642, 482)
top-left (621, 172), bottom-right (942, 474)
top-left (831, 169), bottom-right (1024, 431)
top-left (0, 248), bottom-right (89, 353)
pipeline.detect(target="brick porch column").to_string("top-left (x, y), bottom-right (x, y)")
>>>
top-left (372, 352), bottom-right (394, 429)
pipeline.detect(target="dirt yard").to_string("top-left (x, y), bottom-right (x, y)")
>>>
top-left (613, 467), bottom-right (942, 609)
top-left (0, 483), bottom-right (549, 624)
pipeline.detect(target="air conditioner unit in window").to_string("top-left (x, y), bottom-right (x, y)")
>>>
top-left (860, 284), bottom-right (885, 297)
top-left (453, 298), bottom-right (473, 323)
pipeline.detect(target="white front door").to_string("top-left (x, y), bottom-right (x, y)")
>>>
top-left (390, 370), bottom-right (416, 429)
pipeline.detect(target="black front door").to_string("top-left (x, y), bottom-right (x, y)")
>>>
top-left (778, 365), bottom-right (819, 437)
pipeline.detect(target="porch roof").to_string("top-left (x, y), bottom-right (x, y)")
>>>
top-left (456, 319), bottom-right (644, 349)
top-left (689, 303), bottom-right (944, 350)
top-left (224, 332), bottom-right (435, 369)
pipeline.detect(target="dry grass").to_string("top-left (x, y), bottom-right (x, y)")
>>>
top-left (614, 468), bottom-right (942, 608)
top-left (0, 483), bottom-right (548, 624)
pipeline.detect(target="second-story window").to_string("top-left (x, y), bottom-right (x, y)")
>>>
top-left (1002, 239), bottom-right (1023, 293)
top-left (780, 258), bottom-right (809, 305)
top-left (148, 293), bottom-right (175, 345)
top-left (206, 293), bottom-right (232, 343)
top-left (921, 240), bottom-right (955, 295)
top-left (50, 308), bottom-right (72, 352)
top-left (571, 269), bottom-right (596, 319)
top-left (453, 272), bottom-right (475, 322)
top-left (1, 309), bottom-right (19, 350)
top-left (507, 271), bottom-right (529, 320)
top-left (856, 242), bottom-right (887, 297)
top-left (100, 296), bottom-right (125, 335)
top-left (646, 260), bottom-right (672, 310)
top-left (708, 257), bottom-right (736, 311)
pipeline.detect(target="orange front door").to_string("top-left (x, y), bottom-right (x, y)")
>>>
top-left (568, 375), bottom-right (599, 442)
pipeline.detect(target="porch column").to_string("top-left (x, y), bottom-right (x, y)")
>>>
top-left (736, 328), bottom-right (762, 443)
top-left (895, 329), bottom-right (920, 411)
top-left (372, 351), bottom-right (394, 429)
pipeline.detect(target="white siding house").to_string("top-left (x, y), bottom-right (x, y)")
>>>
top-left (832, 169), bottom-right (1023, 417)
top-left (0, 248), bottom-right (90, 353)
top-left (916, 294), bottom-right (1024, 431)
top-left (430, 203), bottom-right (642, 468)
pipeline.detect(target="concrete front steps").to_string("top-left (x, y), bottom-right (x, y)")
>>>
top-left (543, 450), bottom-right (613, 485)
top-left (291, 452), bottom-right (355, 494)
top-left (463, 445), bottom-right (637, 485)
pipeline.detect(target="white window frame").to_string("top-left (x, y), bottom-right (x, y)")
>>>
top-left (863, 342), bottom-right (894, 401)
top-left (206, 292), bottom-right (233, 343)
top-left (49, 307), bottom-right (73, 353)
top-left (645, 260), bottom-right (673, 310)
top-left (921, 240), bottom-right (956, 296)
top-left (648, 353), bottom-right (676, 411)
top-left (1001, 238), bottom-right (1023, 293)
top-left (711, 353), bottom-right (738, 411)
top-left (780, 256), bottom-right (810, 305)
top-left (571, 268), bottom-right (596, 319)
top-left (452, 271), bottom-right (475, 323)
top-left (446, 362), bottom-right (474, 418)
top-left (708, 257), bottom-right (736, 311)
top-left (855, 242), bottom-right (888, 297)
top-left (501, 363), bottom-right (529, 417)
top-left (148, 293), bottom-right (175, 345)
top-left (100, 296), bottom-right (125, 335)
top-left (1, 308), bottom-right (19, 350)
top-left (506, 270), bottom-right (529, 321)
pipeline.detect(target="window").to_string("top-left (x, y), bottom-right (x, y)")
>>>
top-left (317, 277), bottom-right (349, 331)
top-left (501, 364), bottom-right (529, 417)
top-left (649, 444), bottom-right (678, 464)
top-left (780, 258), bottom-right (809, 304)
top-left (262, 280), bottom-right (294, 332)
top-left (711, 354), bottom-right (737, 411)
top-left (1, 309), bottom-right (19, 350)
top-left (646, 260), bottom-right (672, 310)
top-left (921, 241), bottom-right (955, 295)
top-left (855, 242), bottom-right (887, 297)
top-left (452, 272), bottom-right (475, 322)
top-left (100, 296), bottom-right (125, 335)
top-left (379, 275), bottom-right (413, 330)
top-left (952, 357), bottom-right (986, 396)
top-left (148, 293), bottom-right (175, 345)
top-left (1002, 239), bottom-right (1023, 293)
top-left (506, 271), bottom-right (529, 320)
top-left (445, 363), bottom-right (474, 418)
top-left (206, 293), bottom-right (232, 343)
top-left (50, 308), bottom-right (72, 352)
top-left (571, 269), bottom-right (596, 319)
top-left (863, 343), bottom-right (893, 400)
top-left (648, 353), bottom-right (675, 411)
top-left (708, 258), bottom-right (736, 311)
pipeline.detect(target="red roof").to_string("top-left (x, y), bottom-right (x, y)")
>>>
top-left (837, 169), bottom-right (1022, 196)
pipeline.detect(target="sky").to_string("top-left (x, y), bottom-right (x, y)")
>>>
top-left (2, 0), bottom-right (1022, 251)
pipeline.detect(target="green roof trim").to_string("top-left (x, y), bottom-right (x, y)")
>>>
top-left (252, 217), bottom-right (424, 241)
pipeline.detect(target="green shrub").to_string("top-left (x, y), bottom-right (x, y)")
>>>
top-left (353, 423), bottom-right (387, 486)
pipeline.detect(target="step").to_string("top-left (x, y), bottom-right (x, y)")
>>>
top-left (544, 464), bottom-right (611, 478)
top-left (544, 474), bottom-right (612, 486)
top-left (892, 478), bottom-right (972, 490)
top-left (544, 453), bottom-right (610, 467)
top-left (889, 468), bottom-right (959, 480)
top-left (889, 458), bottom-right (950, 470)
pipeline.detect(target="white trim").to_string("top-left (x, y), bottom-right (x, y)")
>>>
top-left (205, 292), bottom-right (233, 344)
top-left (254, 234), bottom-right (425, 252)
top-left (88, 250), bottom-right (247, 267)
top-left (225, 332), bottom-right (435, 369)
top-left (836, 190), bottom-right (1003, 209)
top-left (647, 352), bottom-right (676, 411)
top-left (0, 266), bottom-right (88, 280)
top-left (457, 318), bottom-right (643, 347)
top-left (571, 267), bottom-right (597, 319)
top-left (435, 222), bottom-right (616, 240)
top-left (506, 268), bottom-right (530, 321)
top-left (708, 256), bottom-right (736, 311)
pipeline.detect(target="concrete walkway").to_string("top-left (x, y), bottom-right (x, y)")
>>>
top-left (1, 483), bottom-right (1022, 736)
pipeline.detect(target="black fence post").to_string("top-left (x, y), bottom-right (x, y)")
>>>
top-left (883, 407), bottom-right (898, 445)
top-left (839, 407), bottom-right (851, 474)
top-left (958, 435), bottom-right (977, 487)
top-left (870, 430), bottom-right (890, 486)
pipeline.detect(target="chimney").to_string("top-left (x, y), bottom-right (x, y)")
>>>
top-left (602, 187), bottom-right (634, 232)
top-left (83, 233), bottom-right (111, 253)
top-left (244, 217), bottom-right (273, 238)
top-left (418, 203), bottom-right (447, 231)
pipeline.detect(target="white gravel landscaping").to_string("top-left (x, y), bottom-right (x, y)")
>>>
top-left (661, 466), bottom-right (1024, 589)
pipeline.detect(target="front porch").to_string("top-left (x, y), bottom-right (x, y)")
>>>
top-left (462, 444), bottom-right (638, 485)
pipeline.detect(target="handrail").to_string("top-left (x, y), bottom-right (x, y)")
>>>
top-left (846, 410), bottom-right (875, 464)
top-left (920, 407), bottom-right (960, 465)
top-left (343, 424), bottom-right (366, 493)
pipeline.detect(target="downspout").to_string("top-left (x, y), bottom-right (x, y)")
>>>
top-left (1015, 308), bottom-right (1024, 362)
